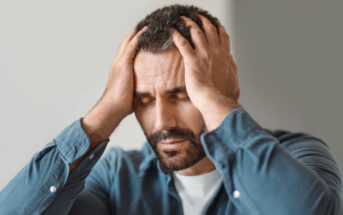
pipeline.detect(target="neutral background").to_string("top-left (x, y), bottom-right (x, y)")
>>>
top-left (0, 0), bottom-right (342, 190)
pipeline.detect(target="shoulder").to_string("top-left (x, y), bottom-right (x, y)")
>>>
top-left (264, 128), bottom-right (342, 193)
top-left (263, 128), bottom-right (334, 163)
top-left (263, 128), bottom-right (331, 156)
top-left (264, 128), bottom-right (327, 147)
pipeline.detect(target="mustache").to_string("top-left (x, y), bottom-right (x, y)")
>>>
top-left (148, 127), bottom-right (197, 146)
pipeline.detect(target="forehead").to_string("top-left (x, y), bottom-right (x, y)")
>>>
top-left (133, 48), bottom-right (185, 95)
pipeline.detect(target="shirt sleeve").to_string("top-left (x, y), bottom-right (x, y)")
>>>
top-left (0, 119), bottom-right (109, 215)
top-left (200, 107), bottom-right (343, 215)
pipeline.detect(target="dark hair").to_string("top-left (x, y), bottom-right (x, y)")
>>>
top-left (136, 4), bottom-right (219, 53)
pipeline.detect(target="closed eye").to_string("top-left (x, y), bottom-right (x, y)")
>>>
top-left (170, 92), bottom-right (189, 101)
top-left (134, 96), bottom-right (155, 106)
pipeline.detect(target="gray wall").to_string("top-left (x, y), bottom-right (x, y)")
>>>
top-left (231, 0), bottom-right (343, 176)
top-left (0, 0), bottom-right (229, 189)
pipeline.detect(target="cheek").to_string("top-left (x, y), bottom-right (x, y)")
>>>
top-left (134, 106), bottom-right (155, 135)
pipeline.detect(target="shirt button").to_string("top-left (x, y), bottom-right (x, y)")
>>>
top-left (233, 190), bottom-right (240, 198)
top-left (50, 186), bottom-right (56, 193)
top-left (89, 153), bottom-right (94, 160)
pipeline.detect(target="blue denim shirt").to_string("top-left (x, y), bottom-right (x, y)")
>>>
top-left (1, 108), bottom-right (342, 215)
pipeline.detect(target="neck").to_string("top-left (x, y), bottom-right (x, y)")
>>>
top-left (176, 156), bottom-right (216, 176)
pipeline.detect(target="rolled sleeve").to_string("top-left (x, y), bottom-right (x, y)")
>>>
top-left (55, 119), bottom-right (92, 164)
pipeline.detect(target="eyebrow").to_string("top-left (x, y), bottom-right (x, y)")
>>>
top-left (166, 86), bottom-right (186, 95)
top-left (134, 91), bottom-right (151, 99)
top-left (134, 86), bottom-right (186, 98)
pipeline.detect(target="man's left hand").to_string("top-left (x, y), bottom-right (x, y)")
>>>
top-left (172, 15), bottom-right (241, 131)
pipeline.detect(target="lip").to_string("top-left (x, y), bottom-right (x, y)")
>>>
top-left (160, 139), bottom-right (186, 150)
top-left (162, 139), bottom-right (185, 144)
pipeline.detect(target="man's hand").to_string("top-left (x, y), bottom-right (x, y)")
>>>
top-left (82, 26), bottom-right (147, 147)
top-left (172, 15), bottom-right (240, 131)
top-left (69, 27), bottom-right (147, 171)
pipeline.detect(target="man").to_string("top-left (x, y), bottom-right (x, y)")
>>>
top-left (0, 4), bottom-right (342, 215)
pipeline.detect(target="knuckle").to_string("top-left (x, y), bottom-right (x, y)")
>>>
top-left (220, 33), bottom-right (230, 44)
top-left (195, 30), bottom-right (204, 36)
top-left (224, 32), bottom-right (230, 39)
top-left (123, 33), bottom-right (132, 42)
top-left (124, 34), bottom-right (130, 40)
top-left (208, 24), bottom-right (216, 32)
top-left (203, 52), bottom-right (211, 60)
top-left (220, 28), bottom-right (230, 38)
top-left (180, 39), bottom-right (189, 47)
top-left (127, 41), bottom-right (136, 50)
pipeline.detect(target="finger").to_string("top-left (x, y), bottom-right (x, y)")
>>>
top-left (180, 16), bottom-right (208, 50)
top-left (121, 26), bottom-right (148, 61)
top-left (171, 28), bottom-right (194, 60)
top-left (218, 24), bottom-right (231, 51)
top-left (118, 28), bottom-right (138, 55)
top-left (197, 14), bottom-right (219, 45)
top-left (124, 28), bottom-right (138, 44)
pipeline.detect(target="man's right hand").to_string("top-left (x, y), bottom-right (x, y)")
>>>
top-left (81, 26), bottom-right (147, 149)
top-left (69, 27), bottom-right (147, 171)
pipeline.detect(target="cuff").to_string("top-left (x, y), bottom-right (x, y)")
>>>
top-left (200, 107), bottom-right (264, 168)
top-left (54, 118), bottom-right (102, 164)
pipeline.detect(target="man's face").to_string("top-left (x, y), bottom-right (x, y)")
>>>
top-left (133, 48), bottom-right (207, 171)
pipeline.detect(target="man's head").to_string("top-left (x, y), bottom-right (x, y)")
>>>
top-left (133, 5), bottom-right (230, 172)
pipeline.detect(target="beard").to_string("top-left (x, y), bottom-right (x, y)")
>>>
top-left (146, 125), bottom-right (207, 171)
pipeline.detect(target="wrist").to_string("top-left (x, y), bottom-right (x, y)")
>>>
top-left (82, 98), bottom-right (128, 147)
top-left (199, 96), bottom-right (240, 131)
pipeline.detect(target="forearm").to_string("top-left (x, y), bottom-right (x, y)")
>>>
top-left (201, 108), bottom-right (343, 214)
top-left (0, 120), bottom-right (108, 215)
top-left (82, 95), bottom-right (127, 146)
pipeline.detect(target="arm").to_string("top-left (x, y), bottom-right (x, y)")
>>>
top-left (201, 107), bottom-right (343, 214)
top-left (0, 119), bottom-right (108, 215)
top-left (0, 26), bottom-right (147, 215)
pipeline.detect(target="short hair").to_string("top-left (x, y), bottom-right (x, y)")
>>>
top-left (136, 4), bottom-right (220, 53)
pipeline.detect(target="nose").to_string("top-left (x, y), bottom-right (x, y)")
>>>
top-left (154, 98), bottom-right (177, 132)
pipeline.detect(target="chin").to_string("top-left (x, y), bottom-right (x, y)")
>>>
top-left (156, 144), bottom-right (206, 171)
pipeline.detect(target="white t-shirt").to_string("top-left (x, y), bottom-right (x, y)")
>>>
top-left (172, 169), bottom-right (223, 215)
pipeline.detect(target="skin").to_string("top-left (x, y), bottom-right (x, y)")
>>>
top-left (72, 15), bottom-right (241, 176)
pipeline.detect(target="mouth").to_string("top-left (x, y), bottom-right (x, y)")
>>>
top-left (160, 139), bottom-right (186, 150)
